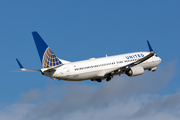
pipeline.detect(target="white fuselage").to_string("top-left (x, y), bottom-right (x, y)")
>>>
top-left (42, 52), bottom-right (161, 81)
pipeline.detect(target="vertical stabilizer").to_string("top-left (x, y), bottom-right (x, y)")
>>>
top-left (32, 31), bottom-right (62, 68)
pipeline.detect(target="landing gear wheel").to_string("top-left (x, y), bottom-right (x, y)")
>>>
top-left (96, 79), bottom-right (102, 83)
top-left (106, 76), bottom-right (111, 82)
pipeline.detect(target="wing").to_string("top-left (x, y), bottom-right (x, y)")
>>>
top-left (105, 41), bottom-right (155, 77)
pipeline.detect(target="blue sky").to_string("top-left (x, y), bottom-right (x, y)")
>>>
top-left (1, 0), bottom-right (180, 119)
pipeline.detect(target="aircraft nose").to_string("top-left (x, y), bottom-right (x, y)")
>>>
top-left (158, 57), bottom-right (162, 64)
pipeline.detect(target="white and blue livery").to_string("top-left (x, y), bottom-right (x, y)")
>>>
top-left (16, 31), bottom-right (161, 82)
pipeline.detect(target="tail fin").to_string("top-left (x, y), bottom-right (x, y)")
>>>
top-left (32, 31), bottom-right (62, 68)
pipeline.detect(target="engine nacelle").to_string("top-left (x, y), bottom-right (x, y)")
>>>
top-left (125, 66), bottom-right (144, 77)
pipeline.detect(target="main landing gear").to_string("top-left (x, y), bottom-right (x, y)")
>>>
top-left (96, 79), bottom-right (102, 82)
top-left (91, 76), bottom-right (113, 82)
top-left (106, 76), bottom-right (112, 82)
top-left (91, 79), bottom-right (102, 82)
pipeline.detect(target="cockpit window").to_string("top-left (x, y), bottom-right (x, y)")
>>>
top-left (155, 54), bottom-right (158, 57)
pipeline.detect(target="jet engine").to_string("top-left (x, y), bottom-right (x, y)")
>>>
top-left (125, 66), bottom-right (144, 77)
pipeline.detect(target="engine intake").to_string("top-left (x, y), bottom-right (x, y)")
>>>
top-left (126, 66), bottom-right (144, 77)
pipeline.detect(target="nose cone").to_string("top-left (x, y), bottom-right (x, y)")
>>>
top-left (158, 56), bottom-right (162, 64)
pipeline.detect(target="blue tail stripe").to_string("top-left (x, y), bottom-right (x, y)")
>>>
top-left (32, 31), bottom-right (48, 63)
top-left (32, 31), bottom-right (62, 68)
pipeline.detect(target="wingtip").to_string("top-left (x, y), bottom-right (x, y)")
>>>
top-left (147, 41), bottom-right (154, 52)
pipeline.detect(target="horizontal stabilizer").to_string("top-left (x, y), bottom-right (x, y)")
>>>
top-left (16, 59), bottom-right (24, 69)
top-left (15, 59), bottom-right (41, 72)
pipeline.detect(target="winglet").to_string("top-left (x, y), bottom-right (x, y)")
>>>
top-left (16, 59), bottom-right (24, 70)
top-left (147, 41), bottom-right (154, 52)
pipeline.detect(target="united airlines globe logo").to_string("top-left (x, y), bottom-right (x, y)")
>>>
top-left (42, 47), bottom-right (62, 68)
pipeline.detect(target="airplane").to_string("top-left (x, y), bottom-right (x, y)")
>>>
top-left (16, 31), bottom-right (161, 82)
